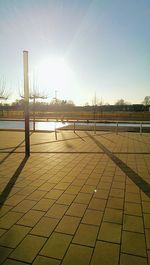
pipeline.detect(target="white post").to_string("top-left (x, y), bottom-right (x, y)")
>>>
top-left (55, 120), bottom-right (57, 140)
top-left (23, 51), bottom-right (30, 156)
top-left (94, 122), bottom-right (96, 134)
top-left (116, 122), bottom-right (118, 135)
top-left (140, 122), bottom-right (142, 135)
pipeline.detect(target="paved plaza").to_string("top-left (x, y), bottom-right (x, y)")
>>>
top-left (0, 130), bottom-right (150, 265)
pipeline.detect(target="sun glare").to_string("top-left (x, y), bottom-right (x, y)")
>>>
top-left (34, 57), bottom-right (73, 92)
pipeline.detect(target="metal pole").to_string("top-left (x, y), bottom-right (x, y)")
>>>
top-left (74, 121), bottom-right (75, 133)
top-left (116, 122), bottom-right (118, 135)
top-left (33, 96), bottom-right (35, 131)
top-left (55, 120), bottom-right (57, 140)
top-left (140, 122), bottom-right (142, 135)
top-left (94, 122), bottom-right (96, 134)
top-left (23, 51), bottom-right (30, 156)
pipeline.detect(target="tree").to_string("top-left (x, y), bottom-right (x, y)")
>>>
top-left (67, 100), bottom-right (75, 106)
top-left (19, 74), bottom-right (48, 130)
top-left (115, 99), bottom-right (127, 105)
top-left (0, 77), bottom-right (9, 100)
top-left (0, 77), bottom-right (9, 117)
top-left (143, 96), bottom-right (150, 106)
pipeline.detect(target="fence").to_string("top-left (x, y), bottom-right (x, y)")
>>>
top-left (0, 110), bottom-right (150, 121)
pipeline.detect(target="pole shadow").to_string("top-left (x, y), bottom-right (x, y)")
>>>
top-left (0, 132), bottom-right (33, 165)
top-left (0, 156), bottom-right (29, 208)
top-left (86, 132), bottom-right (150, 199)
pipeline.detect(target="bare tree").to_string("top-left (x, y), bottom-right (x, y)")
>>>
top-left (0, 77), bottom-right (9, 117)
top-left (19, 75), bottom-right (48, 131)
top-left (0, 77), bottom-right (9, 99)
top-left (98, 97), bottom-right (103, 119)
top-left (115, 99), bottom-right (127, 105)
top-left (143, 96), bottom-right (150, 106)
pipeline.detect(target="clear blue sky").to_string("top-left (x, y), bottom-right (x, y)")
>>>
top-left (0, 0), bottom-right (150, 105)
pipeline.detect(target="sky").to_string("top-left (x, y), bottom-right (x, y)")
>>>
top-left (0, 0), bottom-right (150, 106)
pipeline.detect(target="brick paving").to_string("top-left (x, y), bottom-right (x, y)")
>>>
top-left (0, 130), bottom-right (150, 265)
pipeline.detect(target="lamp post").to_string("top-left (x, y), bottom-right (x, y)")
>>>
top-left (23, 51), bottom-right (30, 157)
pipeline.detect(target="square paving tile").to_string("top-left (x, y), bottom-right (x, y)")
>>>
top-left (40, 232), bottom-right (72, 259)
top-left (98, 222), bottom-right (121, 244)
top-left (0, 228), bottom-right (6, 237)
top-left (0, 246), bottom-right (12, 265)
top-left (56, 193), bottom-right (75, 205)
top-left (4, 194), bottom-right (26, 207)
top-left (33, 198), bottom-right (55, 211)
top-left (62, 244), bottom-right (92, 265)
top-left (10, 234), bottom-right (46, 263)
top-left (142, 202), bottom-right (150, 213)
top-left (103, 208), bottom-right (123, 224)
top-left (0, 211), bottom-right (23, 229)
top-left (32, 256), bottom-right (60, 265)
top-left (74, 193), bottom-right (92, 204)
top-left (82, 209), bottom-right (103, 225)
top-left (145, 229), bottom-right (150, 249)
top-left (80, 185), bottom-right (96, 194)
top-left (55, 215), bottom-right (80, 235)
top-left (88, 198), bottom-right (106, 211)
top-left (0, 225), bottom-right (30, 248)
top-left (148, 250), bottom-right (150, 265)
top-left (123, 215), bottom-right (144, 233)
top-left (120, 253), bottom-right (148, 265)
top-left (2, 259), bottom-right (27, 265)
top-left (0, 206), bottom-right (12, 218)
top-left (54, 182), bottom-right (70, 190)
top-left (93, 189), bottom-right (109, 199)
top-left (98, 181), bottom-right (111, 190)
top-left (65, 185), bottom-right (81, 195)
top-left (66, 203), bottom-right (87, 217)
top-left (73, 223), bottom-right (99, 247)
top-left (144, 214), bottom-right (150, 228)
top-left (110, 188), bottom-right (124, 198)
top-left (45, 204), bottom-right (68, 219)
top-left (125, 192), bottom-right (141, 203)
top-left (38, 182), bottom-right (55, 191)
top-left (121, 231), bottom-right (147, 257)
top-left (12, 199), bottom-right (37, 213)
top-left (30, 217), bottom-right (59, 237)
top-left (27, 190), bottom-right (47, 201)
top-left (107, 197), bottom-right (124, 210)
top-left (44, 189), bottom-right (64, 200)
top-left (90, 241), bottom-right (120, 265)
top-left (17, 210), bottom-right (44, 227)
top-left (124, 202), bottom-right (142, 216)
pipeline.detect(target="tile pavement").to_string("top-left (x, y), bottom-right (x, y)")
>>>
top-left (0, 130), bottom-right (150, 264)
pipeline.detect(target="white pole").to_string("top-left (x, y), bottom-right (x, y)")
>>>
top-left (23, 51), bottom-right (30, 156)
top-left (116, 122), bottom-right (118, 135)
top-left (140, 122), bottom-right (142, 135)
top-left (55, 120), bottom-right (57, 140)
top-left (94, 122), bottom-right (96, 134)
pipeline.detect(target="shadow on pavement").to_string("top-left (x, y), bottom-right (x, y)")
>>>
top-left (0, 132), bottom-right (33, 165)
top-left (0, 156), bottom-right (29, 208)
top-left (87, 132), bottom-right (150, 199)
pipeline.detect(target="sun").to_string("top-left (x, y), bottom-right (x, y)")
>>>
top-left (34, 57), bottom-right (73, 92)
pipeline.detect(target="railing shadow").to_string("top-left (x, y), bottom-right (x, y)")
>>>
top-left (86, 132), bottom-right (150, 199)
top-left (0, 132), bottom-right (33, 165)
top-left (0, 156), bottom-right (29, 208)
